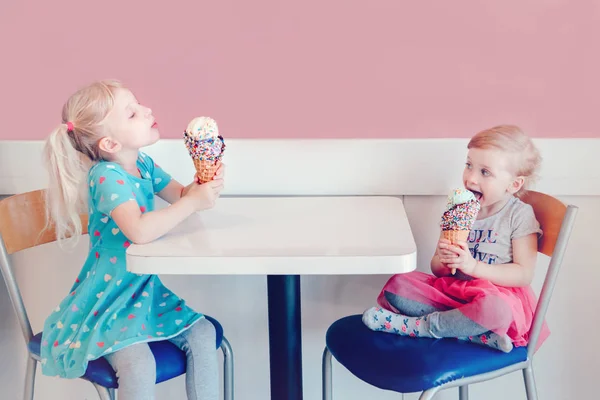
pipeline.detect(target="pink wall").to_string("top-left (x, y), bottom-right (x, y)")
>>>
top-left (0, 1), bottom-right (598, 139)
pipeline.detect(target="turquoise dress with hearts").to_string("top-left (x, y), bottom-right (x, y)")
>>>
top-left (41, 152), bottom-right (204, 379)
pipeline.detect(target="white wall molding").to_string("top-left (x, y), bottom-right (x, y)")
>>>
top-left (1, 138), bottom-right (599, 196)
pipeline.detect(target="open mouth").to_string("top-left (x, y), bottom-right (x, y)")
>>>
top-left (471, 190), bottom-right (483, 201)
top-left (466, 186), bottom-right (482, 200)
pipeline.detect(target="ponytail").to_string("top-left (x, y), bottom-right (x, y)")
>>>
top-left (43, 123), bottom-right (91, 244)
top-left (42, 79), bottom-right (122, 245)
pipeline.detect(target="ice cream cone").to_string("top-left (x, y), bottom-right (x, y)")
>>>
top-left (194, 159), bottom-right (220, 184)
top-left (183, 116), bottom-right (225, 184)
top-left (442, 230), bottom-right (470, 244)
top-left (442, 229), bottom-right (470, 275)
top-left (440, 188), bottom-right (481, 276)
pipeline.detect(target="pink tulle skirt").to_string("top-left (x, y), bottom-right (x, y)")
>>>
top-left (377, 271), bottom-right (549, 349)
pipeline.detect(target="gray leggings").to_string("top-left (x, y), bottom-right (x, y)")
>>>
top-left (383, 290), bottom-right (510, 337)
top-left (105, 318), bottom-right (218, 400)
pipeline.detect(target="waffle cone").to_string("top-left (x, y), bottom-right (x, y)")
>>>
top-left (442, 230), bottom-right (470, 275)
top-left (442, 230), bottom-right (470, 244)
top-left (193, 158), bottom-right (220, 184)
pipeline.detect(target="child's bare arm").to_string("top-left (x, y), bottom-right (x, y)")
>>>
top-left (157, 162), bottom-right (225, 204)
top-left (439, 233), bottom-right (538, 287)
top-left (471, 234), bottom-right (537, 287)
top-left (112, 179), bottom-right (223, 244)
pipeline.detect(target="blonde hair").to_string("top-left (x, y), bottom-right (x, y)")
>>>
top-left (43, 79), bottom-right (123, 243)
top-left (467, 125), bottom-right (542, 197)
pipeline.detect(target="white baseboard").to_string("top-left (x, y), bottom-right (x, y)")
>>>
top-left (1, 138), bottom-right (599, 196)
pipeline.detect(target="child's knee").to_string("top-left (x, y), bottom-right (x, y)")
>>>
top-left (184, 318), bottom-right (217, 350)
top-left (383, 290), bottom-right (412, 310)
top-left (195, 318), bottom-right (217, 338)
top-left (383, 290), bottom-right (399, 306)
top-left (107, 343), bottom-right (156, 384)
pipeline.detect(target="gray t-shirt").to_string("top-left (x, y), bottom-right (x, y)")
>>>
top-left (466, 196), bottom-right (542, 266)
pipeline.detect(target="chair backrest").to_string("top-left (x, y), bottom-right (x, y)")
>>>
top-left (0, 189), bottom-right (88, 346)
top-left (520, 191), bottom-right (568, 257)
top-left (520, 191), bottom-right (578, 358)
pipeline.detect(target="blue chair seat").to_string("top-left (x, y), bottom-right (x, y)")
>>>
top-left (326, 315), bottom-right (528, 393)
top-left (28, 315), bottom-right (224, 389)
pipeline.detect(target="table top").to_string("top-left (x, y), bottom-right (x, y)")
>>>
top-left (126, 196), bottom-right (417, 275)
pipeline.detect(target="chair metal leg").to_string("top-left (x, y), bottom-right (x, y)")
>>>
top-left (322, 347), bottom-right (332, 400)
top-left (221, 337), bottom-right (234, 400)
top-left (419, 387), bottom-right (440, 400)
top-left (93, 383), bottom-right (113, 400)
top-left (459, 385), bottom-right (469, 400)
top-left (23, 357), bottom-right (37, 400)
top-left (523, 366), bottom-right (538, 400)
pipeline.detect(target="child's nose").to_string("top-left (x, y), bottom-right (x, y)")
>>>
top-left (144, 107), bottom-right (153, 117)
top-left (465, 171), bottom-right (477, 185)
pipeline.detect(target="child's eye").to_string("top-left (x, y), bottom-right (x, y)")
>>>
top-left (465, 162), bottom-right (472, 169)
top-left (481, 169), bottom-right (490, 176)
top-left (129, 113), bottom-right (135, 119)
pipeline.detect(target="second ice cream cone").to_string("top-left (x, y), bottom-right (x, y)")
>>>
top-left (442, 230), bottom-right (470, 275)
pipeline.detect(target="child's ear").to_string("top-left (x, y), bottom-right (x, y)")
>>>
top-left (508, 176), bottom-right (525, 195)
top-left (98, 137), bottom-right (121, 154)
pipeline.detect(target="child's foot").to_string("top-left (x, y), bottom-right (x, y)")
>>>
top-left (362, 306), bottom-right (435, 338)
top-left (362, 307), bottom-right (513, 352)
top-left (458, 332), bottom-right (513, 353)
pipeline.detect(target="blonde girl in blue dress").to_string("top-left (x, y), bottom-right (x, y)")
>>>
top-left (41, 79), bottom-right (224, 400)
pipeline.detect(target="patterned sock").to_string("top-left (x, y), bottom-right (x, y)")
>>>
top-left (457, 332), bottom-right (513, 353)
top-left (362, 306), bottom-right (438, 338)
top-left (363, 307), bottom-right (514, 353)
